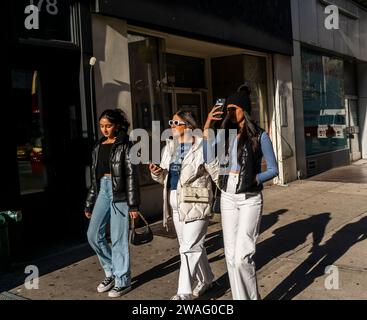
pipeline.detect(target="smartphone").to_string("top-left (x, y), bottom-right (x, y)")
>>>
top-left (211, 98), bottom-right (226, 129)
top-left (215, 98), bottom-right (226, 113)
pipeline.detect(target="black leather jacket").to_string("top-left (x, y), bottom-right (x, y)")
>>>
top-left (85, 132), bottom-right (140, 213)
top-left (218, 126), bottom-right (265, 194)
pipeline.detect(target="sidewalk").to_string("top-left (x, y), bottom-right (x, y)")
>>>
top-left (2, 161), bottom-right (367, 300)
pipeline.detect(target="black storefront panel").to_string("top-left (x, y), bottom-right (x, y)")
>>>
top-left (13, 0), bottom-right (74, 42)
top-left (95, 0), bottom-right (293, 55)
top-left (7, 1), bottom-right (93, 255)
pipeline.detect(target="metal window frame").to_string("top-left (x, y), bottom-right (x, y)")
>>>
top-left (19, 1), bottom-right (80, 48)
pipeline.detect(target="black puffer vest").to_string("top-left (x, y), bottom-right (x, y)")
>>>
top-left (218, 126), bottom-right (264, 194)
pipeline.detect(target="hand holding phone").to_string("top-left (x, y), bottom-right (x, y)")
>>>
top-left (149, 163), bottom-right (163, 175)
top-left (210, 98), bottom-right (226, 121)
top-left (204, 98), bottom-right (226, 132)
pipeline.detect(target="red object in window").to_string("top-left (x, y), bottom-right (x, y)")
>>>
top-left (30, 149), bottom-right (43, 175)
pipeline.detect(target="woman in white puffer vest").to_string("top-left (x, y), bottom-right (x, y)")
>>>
top-left (149, 109), bottom-right (218, 300)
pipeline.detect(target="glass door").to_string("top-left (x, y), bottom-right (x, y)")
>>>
top-left (345, 97), bottom-right (361, 161)
top-left (163, 89), bottom-right (205, 127)
top-left (176, 92), bottom-right (204, 126)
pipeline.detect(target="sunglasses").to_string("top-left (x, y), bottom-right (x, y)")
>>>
top-left (168, 120), bottom-right (187, 127)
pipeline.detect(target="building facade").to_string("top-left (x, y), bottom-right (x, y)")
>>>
top-left (89, 0), bottom-right (297, 217)
top-left (11, 1), bottom-right (366, 256)
top-left (291, 0), bottom-right (367, 177)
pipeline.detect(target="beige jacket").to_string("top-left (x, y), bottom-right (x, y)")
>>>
top-left (151, 137), bottom-right (219, 229)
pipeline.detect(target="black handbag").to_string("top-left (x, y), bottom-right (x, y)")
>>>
top-left (211, 185), bottom-right (221, 214)
top-left (130, 212), bottom-right (153, 246)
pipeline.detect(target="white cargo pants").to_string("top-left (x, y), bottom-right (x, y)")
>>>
top-left (170, 190), bottom-right (214, 295)
top-left (221, 173), bottom-right (263, 300)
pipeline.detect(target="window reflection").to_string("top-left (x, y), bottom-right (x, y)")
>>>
top-left (302, 49), bottom-right (347, 156)
top-left (128, 33), bottom-right (165, 186)
top-left (13, 70), bottom-right (47, 194)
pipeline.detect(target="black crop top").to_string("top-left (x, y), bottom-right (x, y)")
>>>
top-left (97, 143), bottom-right (113, 179)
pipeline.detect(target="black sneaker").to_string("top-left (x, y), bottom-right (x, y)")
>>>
top-left (97, 276), bottom-right (115, 293)
top-left (108, 285), bottom-right (132, 298)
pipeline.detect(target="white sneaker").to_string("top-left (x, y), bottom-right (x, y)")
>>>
top-left (108, 285), bottom-right (132, 298)
top-left (97, 276), bottom-right (115, 293)
top-left (170, 294), bottom-right (193, 300)
top-left (192, 282), bottom-right (213, 297)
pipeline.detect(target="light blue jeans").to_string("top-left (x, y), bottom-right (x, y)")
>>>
top-left (87, 176), bottom-right (131, 288)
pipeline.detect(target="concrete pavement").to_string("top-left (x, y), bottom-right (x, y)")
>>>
top-left (1, 161), bottom-right (367, 300)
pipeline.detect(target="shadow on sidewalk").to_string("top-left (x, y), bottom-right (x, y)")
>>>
top-left (255, 212), bottom-right (332, 271)
top-left (131, 230), bottom-right (225, 291)
top-left (259, 209), bottom-right (288, 234)
top-left (199, 209), bottom-right (289, 300)
top-left (0, 242), bottom-right (94, 293)
top-left (195, 272), bottom-right (231, 300)
top-left (199, 210), bottom-right (332, 300)
top-left (131, 209), bottom-right (288, 294)
top-left (265, 216), bottom-right (367, 300)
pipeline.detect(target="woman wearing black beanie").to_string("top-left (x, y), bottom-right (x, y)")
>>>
top-left (203, 87), bottom-right (279, 300)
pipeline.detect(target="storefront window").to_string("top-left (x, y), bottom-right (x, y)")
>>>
top-left (176, 93), bottom-right (203, 125)
top-left (12, 70), bottom-right (47, 194)
top-left (302, 49), bottom-right (347, 156)
top-left (166, 53), bottom-right (205, 88)
top-left (243, 54), bottom-right (269, 130)
top-left (128, 33), bottom-right (166, 131)
top-left (128, 33), bottom-right (166, 186)
top-left (211, 54), bottom-right (269, 131)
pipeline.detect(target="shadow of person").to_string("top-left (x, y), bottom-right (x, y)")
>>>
top-left (265, 215), bottom-right (367, 300)
top-left (131, 253), bottom-right (181, 290)
top-left (205, 230), bottom-right (224, 256)
top-left (195, 272), bottom-right (231, 300)
top-left (202, 209), bottom-right (287, 268)
top-left (131, 209), bottom-right (290, 297)
top-left (0, 243), bottom-right (95, 292)
top-left (199, 210), bottom-right (288, 300)
top-left (259, 209), bottom-right (288, 234)
top-left (131, 230), bottom-right (224, 291)
top-left (256, 212), bottom-right (332, 271)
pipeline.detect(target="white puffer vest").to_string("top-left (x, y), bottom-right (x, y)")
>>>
top-left (151, 137), bottom-right (218, 229)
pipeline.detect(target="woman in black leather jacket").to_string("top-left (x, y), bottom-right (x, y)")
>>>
top-left (84, 109), bottom-right (140, 298)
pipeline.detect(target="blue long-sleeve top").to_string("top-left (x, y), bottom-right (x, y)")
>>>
top-left (203, 131), bottom-right (279, 185)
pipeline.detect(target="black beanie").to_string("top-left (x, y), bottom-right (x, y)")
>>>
top-left (226, 90), bottom-right (252, 116)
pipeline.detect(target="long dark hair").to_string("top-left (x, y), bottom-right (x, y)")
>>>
top-left (99, 108), bottom-right (130, 134)
top-left (237, 112), bottom-right (259, 158)
top-left (175, 109), bottom-right (198, 130)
